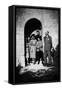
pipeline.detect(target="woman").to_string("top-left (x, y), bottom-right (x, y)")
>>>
top-left (29, 34), bottom-right (37, 64)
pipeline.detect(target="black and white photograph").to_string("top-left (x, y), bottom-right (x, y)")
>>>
top-left (12, 6), bottom-right (60, 84)
top-left (0, 0), bottom-right (62, 89)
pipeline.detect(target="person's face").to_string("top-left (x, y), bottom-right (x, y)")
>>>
top-left (31, 36), bottom-right (35, 40)
top-left (37, 31), bottom-right (40, 35)
top-left (28, 37), bottom-right (30, 41)
top-left (45, 32), bottom-right (49, 37)
top-left (38, 38), bottom-right (40, 41)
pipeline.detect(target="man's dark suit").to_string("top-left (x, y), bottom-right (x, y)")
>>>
top-left (44, 35), bottom-right (52, 64)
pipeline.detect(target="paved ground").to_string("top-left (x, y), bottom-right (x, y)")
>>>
top-left (15, 61), bottom-right (60, 84)
top-left (19, 61), bottom-right (56, 77)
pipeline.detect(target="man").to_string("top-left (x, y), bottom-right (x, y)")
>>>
top-left (43, 31), bottom-right (52, 65)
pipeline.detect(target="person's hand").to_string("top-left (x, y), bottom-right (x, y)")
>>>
top-left (51, 48), bottom-right (53, 52)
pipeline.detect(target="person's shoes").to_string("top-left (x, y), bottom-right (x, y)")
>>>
top-left (47, 62), bottom-right (52, 66)
top-left (43, 61), bottom-right (47, 66)
top-left (34, 62), bottom-right (36, 64)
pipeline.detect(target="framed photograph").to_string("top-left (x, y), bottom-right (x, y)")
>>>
top-left (8, 5), bottom-right (61, 84)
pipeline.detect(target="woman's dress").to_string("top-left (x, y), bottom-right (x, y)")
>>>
top-left (29, 39), bottom-right (37, 59)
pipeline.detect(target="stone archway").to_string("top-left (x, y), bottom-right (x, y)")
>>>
top-left (24, 18), bottom-right (42, 66)
top-left (24, 18), bottom-right (42, 38)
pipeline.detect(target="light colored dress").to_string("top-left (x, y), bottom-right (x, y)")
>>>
top-left (29, 39), bottom-right (37, 58)
top-left (26, 43), bottom-right (29, 59)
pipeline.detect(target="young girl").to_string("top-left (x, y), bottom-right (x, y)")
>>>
top-left (36, 37), bottom-right (43, 64)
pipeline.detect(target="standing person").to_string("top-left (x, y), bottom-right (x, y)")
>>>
top-left (36, 37), bottom-right (43, 64)
top-left (29, 34), bottom-right (37, 64)
top-left (26, 37), bottom-right (30, 65)
top-left (43, 31), bottom-right (52, 65)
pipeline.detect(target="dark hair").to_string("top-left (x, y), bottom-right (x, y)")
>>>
top-left (30, 34), bottom-right (35, 40)
top-left (36, 30), bottom-right (40, 33)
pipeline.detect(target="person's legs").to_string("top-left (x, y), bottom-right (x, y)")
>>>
top-left (47, 51), bottom-right (51, 65)
top-left (34, 52), bottom-right (37, 64)
top-left (37, 51), bottom-right (40, 64)
top-left (40, 51), bottom-right (44, 61)
top-left (44, 50), bottom-right (47, 64)
top-left (32, 58), bottom-right (36, 64)
top-left (38, 57), bottom-right (40, 64)
top-left (38, 51), bottom-right (42, 64)
top-left (29, 58), bottom-right (31, 64)
top-left (35, 51), bottom-right (39, 64)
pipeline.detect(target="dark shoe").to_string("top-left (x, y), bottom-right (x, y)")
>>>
top-left (43, 60), bottom-right (47, 65)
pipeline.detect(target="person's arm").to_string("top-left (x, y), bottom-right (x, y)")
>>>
top-left (50, 37), bottom-right (52, 48)
top-left (28, 40), bottom-right (31, 48)
top-left (42, 37), bottom-right (45, 52)
top-left (50, 36), bottom-right (53, 52)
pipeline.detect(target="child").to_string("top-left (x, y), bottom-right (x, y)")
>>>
top-left (36, 37), bottom-right (43, 64)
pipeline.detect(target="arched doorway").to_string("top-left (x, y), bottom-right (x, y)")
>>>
top-left (24, 18), bottom-right (42, 66)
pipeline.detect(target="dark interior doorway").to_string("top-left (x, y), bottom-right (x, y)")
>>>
top-left (24, 18), bottom-right (42, 66)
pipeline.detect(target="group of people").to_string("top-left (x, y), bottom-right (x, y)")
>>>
top-left (26, 30), bottom-right (53, 66)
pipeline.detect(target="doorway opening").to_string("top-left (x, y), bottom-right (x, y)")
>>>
top-left (24, 18), bottom-right (42, 66)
